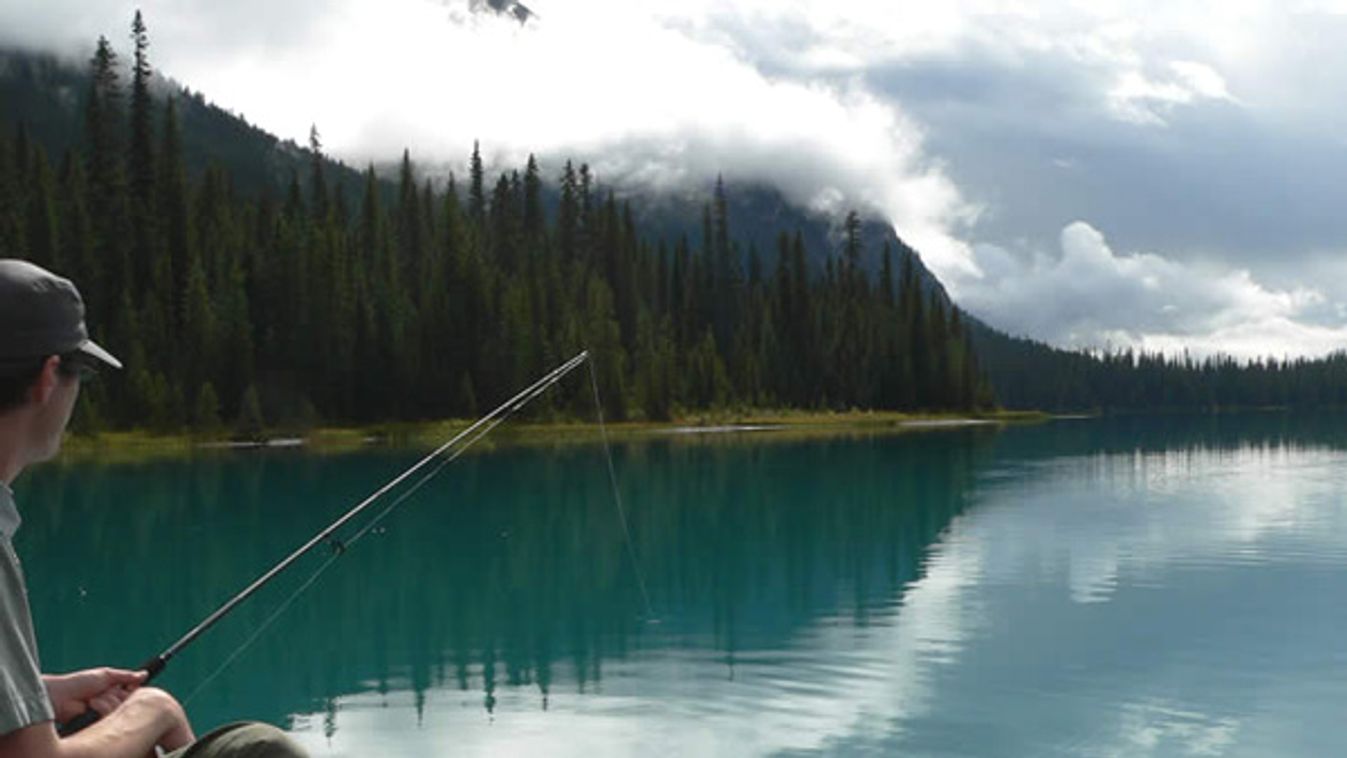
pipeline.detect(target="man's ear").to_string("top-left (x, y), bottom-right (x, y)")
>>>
top-left (28, 356), bottom-right (61, 406)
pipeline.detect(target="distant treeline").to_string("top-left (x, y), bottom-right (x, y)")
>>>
top-left (0, 16), bottom-right (994, 433)
top-left (975, 330), bottom-right (1347, 412)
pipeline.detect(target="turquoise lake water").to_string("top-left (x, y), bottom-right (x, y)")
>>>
top-left (15, 413), bottom-right (1347, 756)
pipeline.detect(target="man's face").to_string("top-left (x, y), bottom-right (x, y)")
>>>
top-left (30, 360), bottom-right (80, 463)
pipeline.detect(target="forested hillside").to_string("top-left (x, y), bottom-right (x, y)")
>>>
top-left (0, 21), bottom-right (994, 433)
top-left (0, 46), bottom-right (369, 207)
top-left (6, 15), bottom-right (1345, 428)
top-left (971, 326), bottom-right (1347, 412)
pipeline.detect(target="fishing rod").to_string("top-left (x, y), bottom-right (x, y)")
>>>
top-left (59, 350), bottom-right (591, 736)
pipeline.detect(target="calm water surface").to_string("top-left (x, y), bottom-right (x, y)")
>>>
top-left (16, 414), bottom-right (1347, 756)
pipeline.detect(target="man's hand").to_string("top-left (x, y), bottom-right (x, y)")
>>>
top-left (0, 685), bottom-right (195, 758)
top-left (43, 668), bottom-right (147, 723)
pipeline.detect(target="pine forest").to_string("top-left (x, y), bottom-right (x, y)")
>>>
top-left (6, 16), bottom-right (1347, 434)
top-left (0, 20), bottom-right (995, 434)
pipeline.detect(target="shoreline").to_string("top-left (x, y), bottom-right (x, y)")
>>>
top-left (55, 409), bottom-right (1050, 463)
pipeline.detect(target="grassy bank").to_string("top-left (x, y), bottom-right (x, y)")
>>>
top-left (56, 408), bottom-right (1053, 464)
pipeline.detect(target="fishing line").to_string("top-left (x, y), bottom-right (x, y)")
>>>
top-left (182, 551), bottom-right (338, 706)
top-left (182, 361), bottom-right (572, 704)
top-left (59, 351), bottom-right (590, 735)
top-left (588, 359), bottom-right (656, 622)
top-left (185, 355), bottom-right (658, 703)
top-left (158, 351), bottom-right (590, 675)
top-left (70, 349), bottom-right (655, 729)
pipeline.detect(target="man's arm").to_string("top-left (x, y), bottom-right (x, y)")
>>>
top-left (0, 687), bottom-right (194, 758)
top-left (44, 668), bottom-right (146, 723)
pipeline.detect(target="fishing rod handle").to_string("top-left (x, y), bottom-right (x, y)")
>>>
top-left (56, 708), bottom-right (99, 737)
top-left (55, 655), bottom-right (169, 736)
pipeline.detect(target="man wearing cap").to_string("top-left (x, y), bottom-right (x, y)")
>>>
top-left (0, 260), bottom-right (306, 757)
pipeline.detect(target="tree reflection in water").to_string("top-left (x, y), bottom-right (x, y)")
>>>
top-left (23, 414), bottom-right (1323, 736)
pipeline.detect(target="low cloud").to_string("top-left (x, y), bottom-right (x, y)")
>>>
top-left (1108, 61), bottom-right (1237, 126)
top-left (0, 0), bottom-right (979, 279)
top-left (953, 222), bottom-right (1347, 359)
top-left (0, 0), bottom-right (336, 66)
top-left (6, 0), bottom-right (1347, 357)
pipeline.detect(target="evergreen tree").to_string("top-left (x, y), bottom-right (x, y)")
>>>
top-left (0, 129), bottom-right (25, 260)
top-left (236, 384), bottom-right (265, 439)
top-left (9, 125), bottom-right (29, 187)
top-left (181, 254), bottom-right (216, 396)
top-left (23, 146), bottom-right (58, 270)
top-left (84, 35), bottom-right (133, 312)
top-left (57, 154), bottom-right (95, 286)
top-left (582, 276), bottom-right (628, 420)
top-left (308, 125), bottom-right (329, 221)
top-left (558, 161), bottom-right (579, 264)
top-left (523, 153), bottom-right (543, 243)
top-left (879, 242), bottom-right (894, 308)
top-left (577, 163), bottom-right (594, 270)
top-left (157, 97), bottom-right (190, 333)
top-left (217, 260), bottom-right (256, 421)
top-left (711, 175), bottom-right (739, 352)
top-left (396, 149), bottom-right (423, 283)
top-left (193, 381), bottom-right (222, 433)
top-left (85, 37), bottom-right (124, 195)
top-left (468, 140), bottom-right (486, 229)
top-left (128, 11), bottom-right (156, 206)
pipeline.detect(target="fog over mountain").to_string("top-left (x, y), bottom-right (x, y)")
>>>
top-left (3, 0), bottom-right (1346, 358)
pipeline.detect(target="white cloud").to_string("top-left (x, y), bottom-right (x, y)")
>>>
top-left (1170, 61), bottom-right (1234, 101)
top-left (6, 0), bottom-right (1347, 357)
top-left (1107, 61), bottom-right (1236, 126)
top-left (953, 222), bottom-right (1347, 359)
top-left (54, 0), bottom-right (977, 279)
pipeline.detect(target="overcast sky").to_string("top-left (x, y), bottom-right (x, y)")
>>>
top-left (5, 0), bottom-right (1347, 359)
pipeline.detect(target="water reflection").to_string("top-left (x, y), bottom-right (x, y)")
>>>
top-left (17, 413), bottom-right (1347, 756)
top-left (19, 428), bottom-right (991, 742)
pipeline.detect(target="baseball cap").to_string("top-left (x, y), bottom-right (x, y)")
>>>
top-left (0, 259), bottom-right (122, 373)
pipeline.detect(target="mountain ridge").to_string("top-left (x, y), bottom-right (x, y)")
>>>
top-left (9, 42), bottom-right (1347, 416)
top-left (1, 46), bottom-right (956, 304)
top-left (3, 39), bottom-right (1003, 428)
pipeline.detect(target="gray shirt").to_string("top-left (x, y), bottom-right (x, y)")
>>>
top-left (0, 482), bottom-right (54, 735)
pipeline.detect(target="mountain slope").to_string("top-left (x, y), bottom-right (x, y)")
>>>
top-left (619, 181), bottom-right (952, 300)
top-left (2, 43), bottom-right (999, 426)
top-left (3, 46), bottom-right (952, 300)
top-left (16, 42), bottom-right (1340, 418)
top-left (0, 48), bottom-right (369, 204)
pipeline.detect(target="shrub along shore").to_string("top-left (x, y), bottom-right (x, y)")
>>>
top-left (55, 409), bottom-right (1050, 464)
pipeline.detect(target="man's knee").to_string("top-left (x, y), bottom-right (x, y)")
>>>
top-left (189, 721), bottom-right (308, 758)
top-left (234, 723), bottom-right (306, 758)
